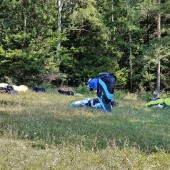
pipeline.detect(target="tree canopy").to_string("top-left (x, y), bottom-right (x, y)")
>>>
top-left (0, 0), bottom-right (169, 91)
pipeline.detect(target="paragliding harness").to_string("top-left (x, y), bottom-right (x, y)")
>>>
top-left (32, 86), bottom-right (46, 92)
top-left (88, 72), bottom-right (117, 112)
top-left (146, 98), bottom-right (170, 109)
top-left (70, 97), bottom-right (118, 108)
top-left (0, 85), bottom-right (18, 94)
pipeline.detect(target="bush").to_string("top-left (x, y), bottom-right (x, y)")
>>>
top-left (138, 92), bottom-right (152, 101)
top-left (114, 90), bottom-right (127, 99)
top-left (75, 83), bottom-right (94, 95)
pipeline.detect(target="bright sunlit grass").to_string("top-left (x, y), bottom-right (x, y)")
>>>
top-left (0, 90), bottom-right (170, 169)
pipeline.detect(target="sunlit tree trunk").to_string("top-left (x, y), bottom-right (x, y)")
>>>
top-left (111, 0), bottom-right (114, 22)
top-left (129, 31), bottom-right (133, 92)
top-left (126, 0), bottom-right (133, 92)
top-left (57, 0), bottom-right (62, 55)
top-left (24, 13), bottom-right (27, 33)
top-left (156, 0), bottom-right (161, 93)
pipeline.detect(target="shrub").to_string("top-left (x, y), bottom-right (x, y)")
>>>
top-left (75, 83), bottom-right (94, 95)
top-left (114, 90), bottom-right (127, 100)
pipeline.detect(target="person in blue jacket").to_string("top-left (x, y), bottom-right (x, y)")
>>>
top-left (88, 78), bottom-right (98, 92)
top-left (88, 72), bottom-right (117, 112)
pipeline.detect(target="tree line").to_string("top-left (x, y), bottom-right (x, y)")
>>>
top-left (0, 0), bottom-right (169, 92)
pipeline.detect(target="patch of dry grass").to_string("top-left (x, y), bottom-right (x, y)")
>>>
top-left (0, 138), bottom-right (170, 170)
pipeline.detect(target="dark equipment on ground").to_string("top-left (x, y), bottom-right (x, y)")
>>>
top-left (32, 86), bottom-right (46, 92)
top-left (0, 85), bottom-right (18, 94)
top-left (58, 89), bottom-right (74, 96)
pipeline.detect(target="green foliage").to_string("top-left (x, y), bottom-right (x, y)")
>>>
top-left (142, 36), bottom-right (170, 89)
top-left (114, 90), bottom-right (127, 100)
top-left (115, 68), bottom-right (128, 87)
top-left (0, 49), bottom-right (44, 84)
top-left (138, 91), bottom-right (153, 101)
top-left (0, 0), bottom-right (61, 84)
top-left (75, 83), bottom-right (94, 95)
top-left (59, 0), bottom-right (120, 85)
top-left (0, 0), bottom-right (169, 91)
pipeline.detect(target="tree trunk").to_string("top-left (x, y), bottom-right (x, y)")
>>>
top-left (129, 31), bottom-right (133, 92)
top-left (57, 0), bottom-right (62, 55)
top-left (24, 13), bottom-right (27, 33)
top-left (156, 0), bottom-right (161, 93)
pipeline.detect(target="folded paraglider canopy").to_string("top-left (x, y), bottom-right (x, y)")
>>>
top-left (0, 83), bottom-right (28, 94)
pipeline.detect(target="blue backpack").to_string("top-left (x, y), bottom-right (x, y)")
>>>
top-left (88, 72), bottom-right (117, 112)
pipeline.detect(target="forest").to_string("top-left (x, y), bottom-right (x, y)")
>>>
top-left (0, 0), bottom-right (170, 92)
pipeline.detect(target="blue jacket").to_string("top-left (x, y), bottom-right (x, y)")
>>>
top-left (88, 78), bottom-right (99, 90)
top-left (88, 72), bottom-right (117, 112)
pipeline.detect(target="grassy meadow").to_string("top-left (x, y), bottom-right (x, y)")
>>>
top-left (0, 89), bottom-right (170, 170)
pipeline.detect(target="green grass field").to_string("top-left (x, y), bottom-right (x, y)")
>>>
top-left (0, 90), bottom-right (170, 170)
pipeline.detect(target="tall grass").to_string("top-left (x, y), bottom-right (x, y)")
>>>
top-left (0, 90), bottom-right (170, 169)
